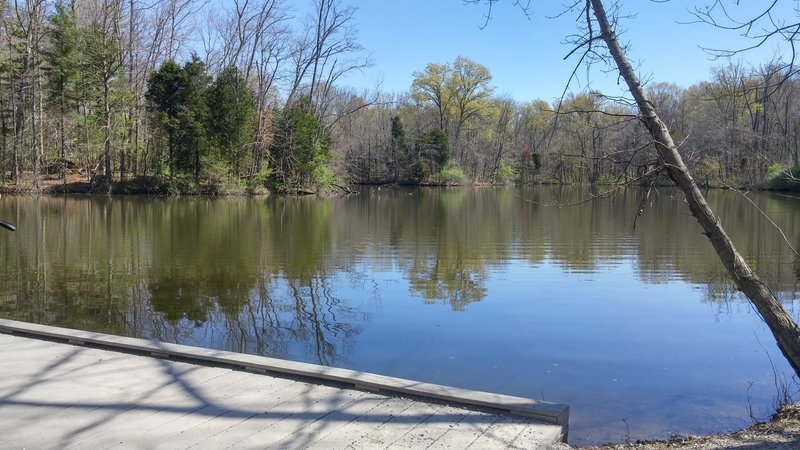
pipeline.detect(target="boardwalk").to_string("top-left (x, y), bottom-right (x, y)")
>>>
top-left (0, 320), bottom-right (567, 449)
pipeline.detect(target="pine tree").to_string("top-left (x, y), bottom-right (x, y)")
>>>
top-left (146, 60), bottom-right (186, 177)
top-left (43, 0), bottom-right (79, 180)
top-left (180, 55), bottom-right (210, 181)
top-left (207, 66), bottom-right (255, 177)
top-left (389, 116), bottom-right (408, 183)
top-left (269, 97), bottom-right (332, 189)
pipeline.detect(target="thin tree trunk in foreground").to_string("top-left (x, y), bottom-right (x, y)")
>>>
top-left (590, 0), bottom-right (800, 377)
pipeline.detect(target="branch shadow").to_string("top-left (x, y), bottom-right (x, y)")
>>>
top-left (0, 334), bottom-right (541, 449)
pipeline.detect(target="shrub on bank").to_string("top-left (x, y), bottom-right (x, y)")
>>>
top-left (767, 163), bottom-right (800, 191)
top-left (429, 160), bottom-right (466, 185)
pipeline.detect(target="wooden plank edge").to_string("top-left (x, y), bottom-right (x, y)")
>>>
top-left (0, 318), bottom-right (569, 427)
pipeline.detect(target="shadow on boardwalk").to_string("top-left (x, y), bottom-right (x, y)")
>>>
top-left (0, 333), bottom-right (562, 449)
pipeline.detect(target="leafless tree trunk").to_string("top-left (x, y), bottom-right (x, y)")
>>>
top-left (13, 0), bottom-right (47, 191)
top-left (590, 0), bottom-right (800, 376)
top-left (287, 0), bottom-right (369, 119)
top-left (489, 97), bottom-right (514, 180)
top-left (11, 86), bottom-right (22, 184)
top-left (80, 0), bottom-right (126, 181)
top-left (212, 0), bottom-right (287, 175)
top-left (125, 0), bottom-right (135, 177)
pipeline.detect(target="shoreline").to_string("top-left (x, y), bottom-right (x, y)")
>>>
top-left (556, 403), bottom-right (800, 449)
top-left (1, 174), bottom-right (795, 197)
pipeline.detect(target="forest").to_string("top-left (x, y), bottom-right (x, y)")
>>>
top-left (1, 0), bottom-right (799, 194)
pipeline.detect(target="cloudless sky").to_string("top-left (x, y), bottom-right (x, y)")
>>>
top-left (335, 0), bottom-right (794, 102)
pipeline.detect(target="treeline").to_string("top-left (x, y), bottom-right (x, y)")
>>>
top-left (339, 58), bottom-right (800, 189)
top-left (1, 0), bottom-right (799, 193)
top-left (0, 0), bottom-right (365, 193)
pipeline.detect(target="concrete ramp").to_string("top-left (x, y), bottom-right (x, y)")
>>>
top-left (0, 319), bottom-right (568, 449)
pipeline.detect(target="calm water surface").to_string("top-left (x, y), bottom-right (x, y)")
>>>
top-left (1, 187), bottom-right (799, 445)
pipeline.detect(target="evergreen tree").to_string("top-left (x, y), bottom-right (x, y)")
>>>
top-left (270, 98), bottom-right (332, 189)
top-left (146, 60), bottom-right (186, 176)
top-left (180, 55), bottom-right (210, 181)
top-left (389, 115), bottom-right (407, 183)
top-left (208, 66), bottom-right (255, 176)
top-left (43, 0), bottom-right (79, 179)
top-left (417, 128), bottom-right (449, 176)
top-left (146, 57), bottom-right (212, 180)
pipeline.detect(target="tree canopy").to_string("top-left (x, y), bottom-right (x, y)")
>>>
top-left (0, 0), bottom-right (799, 195)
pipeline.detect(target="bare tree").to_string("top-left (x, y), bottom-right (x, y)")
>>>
top-left (287, 0), bottom-right (369, 119)
top-left (10, 0), bottom-right (48, 190)
top-left (469, 0), bottom-right (800, 377)
top-left (689, 1), bottom-right (800, 75)
top-left (79, 0), bottom-right (125, 181)
top-left (486, 96), bottom-right (515, 181)
top-left (212, 0), bottom-right (288, 174)
top-left (593, 0), bottom-right (800, 376)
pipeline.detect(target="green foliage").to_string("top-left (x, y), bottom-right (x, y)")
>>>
top-left (431, 160), bottom-right (466, 185)
top-left (495, 162), bottom-right (515, 184)
top-left (414, 128), bottom-right (449, 175)
top-left (411, 56), bottom-right (493, 137)
top-left (167, 173), bottom-right (199, 196)
top-left (43, 1), bottom-right (79, 108)
top-left (389, 115), bottom-right (408, 182)
top-left (313, 165), bottom-right (336, 186)
top-left (768, 163), bottom-right (789, 180)
top-left (147, 60), bottom-right (184, 135)
top-left (269, 98), bottom-right (333, 189)
top-left (144, 60), bottom-right (256, 193)
top-left (180, 56), bottom-right (212, 179)
top-left (430, 129), bottom-right (450, 168)
top-left (390, 116), bottom-right (407, 150)
top-left (252, 166), bottom-right (273, 187)
top-left (146, 57), bottom-right (211, 180)
top-left (79, 16), bottom-right (123, 92)
top-left (208, 66), bottom-right (256, 176)
top-left (531, 152), bottom-right (542, 170)
top-left (412, 62), bottom-right (450, 129)
top-left (596, 174), bottom-right (619, 185)
top-left (767, 163), bottom-right (800, 191)
top-left (200, 156), bottom-right (244, 195)
top-left (448, 56), bottom-right (494, 119)
top-left (411, 160), bottom-right (429, 183)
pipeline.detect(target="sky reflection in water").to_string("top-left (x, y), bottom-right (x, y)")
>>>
top-left (0, 186), bottom-right (798, 445)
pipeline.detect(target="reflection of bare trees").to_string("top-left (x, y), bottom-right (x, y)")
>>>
top-left (0, 196), bottom-right (373, 367)
top-left (1, 188), bottom-right (800, 367)
top-left (97, 255), bottom-right (370, 368)
top-left (286, 277), bottom-right (365, 366)
top-left (407, 257), bottom-right (488, 311)
top-left (137, 196), bottom-right (371, 366)
top-left (171, 274), bottom-right (369, 367)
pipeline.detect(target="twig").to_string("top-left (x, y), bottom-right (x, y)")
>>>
top-left (332, 183), bottom-right (356, 194)
top-left (511, 165), bottom-right (662, 206)
top-left (633, 172), bottom-right (659, 231)
top-left (725, 183), bottom-right (799, 258)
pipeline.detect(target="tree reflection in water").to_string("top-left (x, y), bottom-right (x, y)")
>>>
top-left (3, 187), bottom-right (800, 445)
top-left (0, 187), bottom-right (799, 366)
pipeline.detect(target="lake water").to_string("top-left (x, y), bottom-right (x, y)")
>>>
top-left (1, 186), bottom-right (798, 445)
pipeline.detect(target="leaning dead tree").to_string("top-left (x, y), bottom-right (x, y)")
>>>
top-left (589, 0), bottom-right (800, 377)
top-left (471, 0), bottom-right (800, 378)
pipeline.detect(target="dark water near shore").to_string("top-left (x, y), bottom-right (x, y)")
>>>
top-left (1, 186), bottom-right (799, 445)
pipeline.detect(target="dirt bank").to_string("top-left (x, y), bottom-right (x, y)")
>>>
top-left (555, 403), bottom-right (800, 449)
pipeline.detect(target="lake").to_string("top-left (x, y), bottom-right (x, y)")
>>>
top-left (0, 186), bottom-right (798, 445)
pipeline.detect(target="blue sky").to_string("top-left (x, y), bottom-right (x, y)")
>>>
top-left (335, 0), bottom-right (794, 102)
